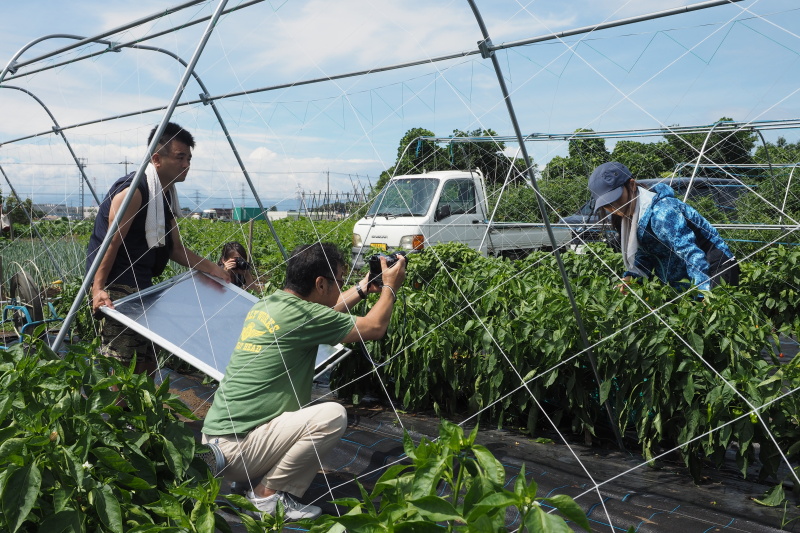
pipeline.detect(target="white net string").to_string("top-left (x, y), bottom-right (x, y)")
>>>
top-left (2, 1), bottom-right (800, 530)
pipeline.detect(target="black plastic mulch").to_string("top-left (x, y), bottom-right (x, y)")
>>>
top-left (168, 370), bottom-right (797, 532)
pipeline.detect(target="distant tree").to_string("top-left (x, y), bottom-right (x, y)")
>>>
top-left (567, 129), bottom-right (610, 174)
top-left (541, 129), bottom-right (610, 181)
top-left (610, 140), bottom-right (678, 179)
top-left (375, 127), bottom-right (527, 191)
top-left (375, 127), bottom-right (443, 190)
top-left (449, 128), bottom-right (527, 187)
top-left (753, 136), bottom-right (800, 166)
top-left (536, 130), bottom-right (610, 215)
top-left (3, 194), bottom-right (40, 225)
top-left (734, 138), bottom-right (800, 224)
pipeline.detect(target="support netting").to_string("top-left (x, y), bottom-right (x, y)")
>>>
top-left (1, 0), bottom-right (799, 531)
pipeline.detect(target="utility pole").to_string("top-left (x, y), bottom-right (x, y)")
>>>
top-left (77, 158), bottom-right (87, 220)
top-left (119, 157), bottom-right (133, 175)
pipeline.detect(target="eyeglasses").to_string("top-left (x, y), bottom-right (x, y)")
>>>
top-left (322, 275), bottom-right (345, 289)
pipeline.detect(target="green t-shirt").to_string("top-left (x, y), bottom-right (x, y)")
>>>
top-left (202, 290), bottom-right (355, 436)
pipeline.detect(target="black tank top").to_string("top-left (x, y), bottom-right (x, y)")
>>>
top-left (86, 173), bottom-right (174, 289)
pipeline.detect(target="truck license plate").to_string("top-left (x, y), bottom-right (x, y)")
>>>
top-left (371, 243), bottom-right (387, 251)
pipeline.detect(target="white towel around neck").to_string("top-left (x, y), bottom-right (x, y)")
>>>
top-left (619, 186), bottom-right (654, 277)
top-left (144, 164), bottom-right (182, 249)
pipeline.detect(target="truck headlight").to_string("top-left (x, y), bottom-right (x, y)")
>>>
top-left (399, 234), bottom-right (424, 250)
top-left (352, 233), bottom-right (362, 247)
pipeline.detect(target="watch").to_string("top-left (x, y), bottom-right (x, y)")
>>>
top-left (356, 283), bottom-right (367, 300)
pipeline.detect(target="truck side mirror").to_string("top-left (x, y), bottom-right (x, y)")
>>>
top-left (435, 204), bottom-right (451, 222)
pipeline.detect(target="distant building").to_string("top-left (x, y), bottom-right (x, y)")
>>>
top-left (189, 207), bottom-right (298, 222)
top-left (33, 204), bottom-right (83, 220)
top-left (232, 207), bottom-right (297, 222)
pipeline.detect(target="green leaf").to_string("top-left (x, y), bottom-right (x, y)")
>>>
top-left (599, 380), bottom-right (612, 405)
top-left (0, 392), bottom-right (15, 421)
top-left (686, 331), bottom-right (704, 357)
top-left (523, 505), bottom-right (574, 533)
top-left (59, 447), bottom-right (84, 489)
top-left (36, 377), bottom-right (70, 391)
top-left (514, 469), bottom-right (526, 496)
top-left (92, 485), bottom-right (123, 533)
top-left (160, 437), bottom-right (185, 477)
top-left (462, 475), bottom-right (493, 517)
top-left (190, 501), bottom-right (216, 533)
top-left (163, 423), bottom-right (196, 477)
top-left (753, 483), bottom-right (786, 507)
top-left (394, 521), bottom-right (443, 533)
top-left (0, 438), bottom-right (27, 461)
top-left (682, 374), bottom-right (695, 404)
top-left (546, 494), bottom-right (591, 531)
top-left (467, 491), bottom-right (518, 522)
top-left (472, 445), bottom-right (505, 486)
top-left (331, 512), bottom-right (383, 531)
top-left (145, 492), bottom-right (186, 520)
top-left (213, 512), bottom-right (234, 533)
top-left (328, 497), bottom-right (364, 509)
top-left (2, 462), bottom-right (42, 533)
top-left (411, 456), bottom-right (446, 498)
top-left (469, 513), bottom-right (501, 533)
top-left (402, 432), bottom-right (417, 461)
top-left (236, 512), bottom-right (267, 533)
top-left (409, 496), bottom-right (462, 522)
top-left (52, 488), bottom-right (72, 514)
top-left (36, 509), bottom-right (83, 533)
top-left (92, 447), bottom-right (137, 473)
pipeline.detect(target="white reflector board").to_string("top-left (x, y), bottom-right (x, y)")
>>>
top-left (101, 271), bottom-right (351, 381)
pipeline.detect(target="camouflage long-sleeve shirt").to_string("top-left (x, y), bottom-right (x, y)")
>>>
top-left (623, 184), bottom-right (734, 291)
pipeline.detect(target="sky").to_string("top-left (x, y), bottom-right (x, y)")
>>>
top-left (1, 0), bottom-right (799, 211)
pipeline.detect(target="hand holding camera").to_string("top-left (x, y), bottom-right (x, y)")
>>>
top-left (367, 251), bottom-right (410, 291)
top-left (223, 256), bottom-right (251, 272)
top-left (234, 257), bottom-right (250, 270)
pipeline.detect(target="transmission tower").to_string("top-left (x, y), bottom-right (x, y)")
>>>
top-left (77, 158), bottom-right (87, 220)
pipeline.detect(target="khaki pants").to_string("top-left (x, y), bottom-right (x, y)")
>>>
top-left (203, 402), bottom-right (347, 497)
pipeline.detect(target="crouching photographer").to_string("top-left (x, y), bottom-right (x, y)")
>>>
top-left (202, 243), bottom-right (406, 521)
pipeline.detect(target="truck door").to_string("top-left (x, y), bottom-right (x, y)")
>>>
top-left (428, 179), bottom-right (486, 251)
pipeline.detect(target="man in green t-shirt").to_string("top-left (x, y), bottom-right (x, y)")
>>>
top-left (203, 242), bottom-right (406, 520)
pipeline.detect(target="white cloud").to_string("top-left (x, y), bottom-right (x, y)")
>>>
top-left (248, 146), bottom-right (279, 162)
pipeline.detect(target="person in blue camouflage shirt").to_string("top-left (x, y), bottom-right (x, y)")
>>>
top-left (588, 162), bottom-right (739, 292)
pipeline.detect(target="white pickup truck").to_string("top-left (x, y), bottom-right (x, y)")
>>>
top-left (351, 169), bottom-right (571, 267)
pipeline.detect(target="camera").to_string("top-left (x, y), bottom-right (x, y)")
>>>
top-left (368, 250), bottom-right (409, 288)
top-left (234, 257), bottom-right (250, 270)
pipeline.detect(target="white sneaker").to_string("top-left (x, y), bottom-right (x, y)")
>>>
top-left (245, 490), bottom-right (322, 521)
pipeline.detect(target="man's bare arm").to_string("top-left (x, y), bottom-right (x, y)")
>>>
top-left (168, 220), bottom-right (231, 283)
top-left (91, 187), bottom-right (142, 313)
top-left (341, 256), bottom-right (406, 343)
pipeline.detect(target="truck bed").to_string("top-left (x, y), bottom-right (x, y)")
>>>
top-left (485, 221), bottom-right (571, 251)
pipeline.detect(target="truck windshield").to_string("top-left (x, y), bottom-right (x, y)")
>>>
top-left (367, 178), bottom-right (439, 217)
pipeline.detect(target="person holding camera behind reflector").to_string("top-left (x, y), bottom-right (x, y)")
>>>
top-left (202, 242), bottom-right (406, 521)
top-left (219, 241), bottom-right (257, 290)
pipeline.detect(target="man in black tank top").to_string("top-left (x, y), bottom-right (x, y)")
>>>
top-left (86, 122), bottom-right (230, 376)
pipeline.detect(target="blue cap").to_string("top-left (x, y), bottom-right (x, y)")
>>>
top-left (588, 162), bottom-right (632, 210)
